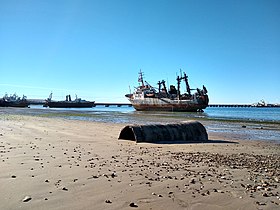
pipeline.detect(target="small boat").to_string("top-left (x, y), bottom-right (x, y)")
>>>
top-left (0, 93), bottom-right (30, 108)
top-left (126, 70), bottom-right (209, 112)
top-left (44, 93), bottom-right (95, 108)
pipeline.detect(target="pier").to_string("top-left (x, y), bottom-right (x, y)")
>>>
top-left (208, 104), bottom-right (280, 108)
top-left (26, 100), bottom-right (133, 107)
top-left (26, 100), bottom-right (279, 108)
top-left (93, 104), bottom-right (278, 108)
top-left (207, 104), bottom-right (252, 108)
top-left (93, 103), bottom-right (132, 107)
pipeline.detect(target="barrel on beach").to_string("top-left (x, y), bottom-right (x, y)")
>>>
top-left (118, 121), bottom-right (208, 143)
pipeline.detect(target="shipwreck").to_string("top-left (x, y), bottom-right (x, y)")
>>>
top-left (125, 70), bottom-right (209, 112)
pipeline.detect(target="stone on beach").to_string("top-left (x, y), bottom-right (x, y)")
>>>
top-left (0, 115), bottom-right (279, 210)
top-left (22, 196), bottom-right (32, 202)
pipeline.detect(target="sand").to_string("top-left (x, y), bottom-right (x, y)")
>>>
top-left (0, 115), bottom-right (279, 210)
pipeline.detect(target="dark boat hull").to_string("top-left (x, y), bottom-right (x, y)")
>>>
top-left (0, 100), bottom-right (29, 108)
top-left (46, 101), bottom-right (95, 108)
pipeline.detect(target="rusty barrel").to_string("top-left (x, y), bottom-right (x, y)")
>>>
top-left (118, 121), bottom-right (208, 143)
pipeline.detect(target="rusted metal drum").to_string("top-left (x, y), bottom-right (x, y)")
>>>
top-left (118, 121), bottom-right (208, 143)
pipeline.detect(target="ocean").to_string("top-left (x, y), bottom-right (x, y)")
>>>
top-left (1, 106), bottom-right (280, 142)
top-left (25, 105), bottom-right (280, 123)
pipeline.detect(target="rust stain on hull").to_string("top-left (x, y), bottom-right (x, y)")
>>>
top-left (130, 97), bottom-right (208, 112)
top-left (132, 104), bottom-right (207, 112)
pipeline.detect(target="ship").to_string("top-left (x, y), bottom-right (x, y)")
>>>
top-left (44, 93), bottom-right (95, 108)
top-left (251, 100), bottom-right (280, 108)
top-left (0, 93), bottom-right (30, 108)
top-left (125, 70), bottom-right (209, 112)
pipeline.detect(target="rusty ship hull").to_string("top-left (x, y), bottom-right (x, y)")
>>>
top-left (129, 97), bottom-right (208, 112)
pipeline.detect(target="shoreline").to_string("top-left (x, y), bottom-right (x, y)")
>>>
top-left (0, 115), bottom-right (279, 210)
top-left (2, 106), bottom-right (280, 124)
top-left (1, 107), bottom-right (279, 142)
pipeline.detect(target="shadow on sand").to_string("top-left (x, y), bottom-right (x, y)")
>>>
top-left (143, 139), bottom-right (238, 144)
top-left (119, 139), bottom-right (238, 145)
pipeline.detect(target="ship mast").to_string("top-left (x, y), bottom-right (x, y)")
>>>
top-left (138, 70), bottom-right (145, 87)
top-left (157, 80), bottom-right (168, 97)
top-left (177, 76), bottom-right (181, 100)
top-left (183, 72), bottom-right (191, 96)
top-left (47, 92), bottom-right (53, 101)
top-left (176, 72), bottom-right (191, 99)
top-left (162, 80), bottom-right (167, 94)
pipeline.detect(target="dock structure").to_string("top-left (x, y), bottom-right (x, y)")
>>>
top-left (207, 104), bottom-right (252, 108)
top-left (93, 104), bottom-right (279, 108)
top-left (26, 100), bottom-right (279, 108)
top-left (93, 103), bottom-right (132, 107)
top-left (92, 103), bottom-right (279, 108)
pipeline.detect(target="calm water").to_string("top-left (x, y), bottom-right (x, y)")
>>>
top-left (205, 107), bottom-right (280, 122)
top-left (27, 105), bottom-right (280, 123)
top-left (1, 105), bottom-right (280, 141)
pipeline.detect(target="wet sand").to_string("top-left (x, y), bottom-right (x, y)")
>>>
top-left (0, 115), bottom-right (279, 210)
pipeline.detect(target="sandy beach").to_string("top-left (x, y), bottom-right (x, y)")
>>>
top-left (0, 115), bottom-right (279, 210)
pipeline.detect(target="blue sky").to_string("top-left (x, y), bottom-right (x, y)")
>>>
top-left (0, 0), bottom-right (279, 104)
